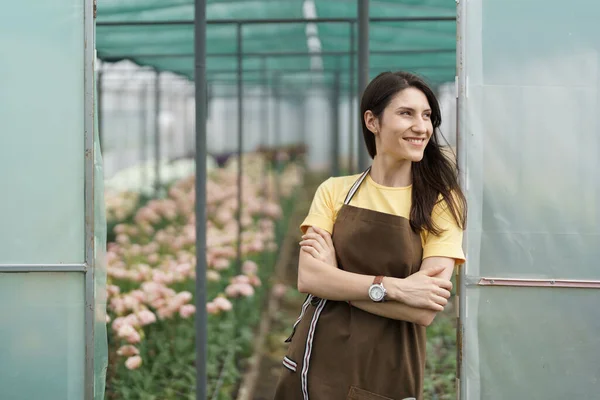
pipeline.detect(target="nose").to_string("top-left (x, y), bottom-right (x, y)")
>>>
top-left (412, 117), bottom-right (428, 134)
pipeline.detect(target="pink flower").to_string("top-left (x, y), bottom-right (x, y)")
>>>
top-left (272, 283), bottom-right (288, 299)
top-left (117, 345), bottom-right (139, 357)
top-left (116, 234), bottom-right (130, 245)
top-left (157, 306), bottom-right (176, 320)
top-left (114, 224), bottom-right (128, 234)
top-left (137, 310), bottom-right (156, 326)
top-left (111, 317), bottom-right (126, 332)
top-left (206, 302), bottom-right (219, 315)
top-left (110, 298), bottom-right (126, 315)
top-left (248, 275), bottom-right (262, 287)
top-left (130, 290), bottom-right (146, 303)
top-left (175, 262), bottom-right (192, 276)
top-left (212, 258), bottom-right (230, 271)
top-left (232, 275), bottom-right (250, 285)
top-left (125, 355), bottom-right (142, 370)
top-left (213, 297), bottom-right (233, 312)
top-left (242, 260), bottom-right (258, 275)
top-left (123, 313), bottom-right (140, 328)
top-left (225, 284), bottom-right (240, 297)
top-left (117, 324), bottom-right (141, 344)
top-left (107, 285), bottom-right (120, 297)
top-left (238, 283), bottom-right (255, 297)
top-left (206, 270), bottom-right (221, 282)
top-left (179, 304), bottom-right (196, 318)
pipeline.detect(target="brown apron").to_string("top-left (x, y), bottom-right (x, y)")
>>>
top-left (274, 169), bottom-right (426, 400)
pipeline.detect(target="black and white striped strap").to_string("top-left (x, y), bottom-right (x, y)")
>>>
top-left (282, 356), bottom-right (297, 372)
top-left (343, 167), bottom-right (371, 205)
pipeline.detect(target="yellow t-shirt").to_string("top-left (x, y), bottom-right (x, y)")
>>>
top-left (300, 173), bottom-right (466, 265)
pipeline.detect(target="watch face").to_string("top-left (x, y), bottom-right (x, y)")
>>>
top-left (370, 286), bottom-right (384, 301)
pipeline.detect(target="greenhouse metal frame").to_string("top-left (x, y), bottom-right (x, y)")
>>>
top-left (94, 1), bottom-right (459, 398)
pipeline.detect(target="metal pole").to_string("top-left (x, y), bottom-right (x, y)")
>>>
top-left (348, 21), bottom-right (355, 174)
top-left (331, 71), bottom-right (341, 177)
top-left (154, 70), bottom-right (161, 196)
top-left (357, 0), bottom-right (370, 171)
top-left (97, 69), bottom-right (104, 153)
top-left (236, 22), bottom-right (243, 271)
top-left (140, 83), bottom-right (148, 190)
top-left (194, 0), bottom-right (208, 398)
top-left (456, 0), bottom-right (467, 398)
top-left (261, 57), bottom-right (269, 192)
top-left (274, 73), bottom-right (281, 201)
top-left (101, 48), bottom-right (454, 61)
top-left (97, 16), bottom-right (456, 27)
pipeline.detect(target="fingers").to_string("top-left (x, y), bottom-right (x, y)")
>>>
top-left (433, 278), bottom-right (453, 291)
top-left (301, 245), bottom-right (320, 259)
top-left (432, 295), bottom-right (448, 307)
top-left (426, 302), bottom-right (444, 312)
top-left (301, 232), bottom-right (328, 252)
top-left (312, 226), bottom-right (334, 249)
top-left (299, 238), bottom-right (324, 254)
top-left (435, 287), bottom-right (452, 300)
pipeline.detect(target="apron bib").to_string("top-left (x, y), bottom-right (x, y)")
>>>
top-left (274, 168), bottom-right (426, 400)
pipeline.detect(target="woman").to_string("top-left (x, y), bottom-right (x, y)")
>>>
top-left (274, 71), bottom-right (466, 400)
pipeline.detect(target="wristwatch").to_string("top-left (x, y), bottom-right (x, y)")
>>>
top-left (368, 275), bottom-right (387, 302)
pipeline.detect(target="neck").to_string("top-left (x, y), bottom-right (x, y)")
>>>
top-left (369, 155), bottom-right (412, 187)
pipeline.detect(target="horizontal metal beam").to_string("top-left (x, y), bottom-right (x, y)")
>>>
top-left (101, 48), bottom-right (455, 61)
top-left (468, 276), bottom-right (600, 289)
top-left (0, 264), bottom-right (87, 272)
top-left (97, 16), bottom-right (456, 27)
top-left (99, 65), bottom-right (454, 75)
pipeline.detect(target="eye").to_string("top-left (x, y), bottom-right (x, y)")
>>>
top-left (423, 113), bottom-right (432, 119)
top-left (399, 110), bottom-right (411, 116)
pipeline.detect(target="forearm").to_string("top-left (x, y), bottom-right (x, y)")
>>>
top-left (350, 300), bottom-right (437, 326)
top-left (297, 251), bottom-right (374, 301)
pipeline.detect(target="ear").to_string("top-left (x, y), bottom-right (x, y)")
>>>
top-left (364, 110), bottom-right (379, 135)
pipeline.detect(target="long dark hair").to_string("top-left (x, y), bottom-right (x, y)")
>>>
top-left (360, 71), bottom-right (466, 234)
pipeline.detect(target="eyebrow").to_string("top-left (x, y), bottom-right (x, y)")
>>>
top-left (396, 106), bottom-right (432, 113)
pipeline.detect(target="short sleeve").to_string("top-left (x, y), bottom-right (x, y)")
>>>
top-left (422, 198), bottom-right (466, 265)
top-left (300, 178), bottom-right (336, 234)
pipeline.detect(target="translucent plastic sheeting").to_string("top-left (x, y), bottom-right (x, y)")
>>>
top-left (94, 73), bottom-right (109, 400)
top-left (462, 0), bottom-right (600, 280)
top-left (460, 0), bottom-right (600, 399)
top-left (464, 287), bottom-right (600, 399)
top-left (96, 0), bottom-right (457, 84)
top-left (0, 273), bottom-right (85, 400)
top-left (0, 0), bottom-right (85, 264)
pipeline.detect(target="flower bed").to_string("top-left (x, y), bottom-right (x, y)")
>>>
top-left (104, 153), bottom-right (304, 399)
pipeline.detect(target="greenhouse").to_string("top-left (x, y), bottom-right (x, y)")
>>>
top-left (1, 0), bottom-right (599, 399)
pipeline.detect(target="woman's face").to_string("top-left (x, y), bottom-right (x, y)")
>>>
top-left (367, 87), bottom-right (433, 163)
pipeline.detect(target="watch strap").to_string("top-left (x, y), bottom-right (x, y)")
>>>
top-left (373, 275), bottom-right (384, 285)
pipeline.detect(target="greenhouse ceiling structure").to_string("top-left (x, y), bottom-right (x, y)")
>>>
top-left (96, 0), bottom-right (457, 91)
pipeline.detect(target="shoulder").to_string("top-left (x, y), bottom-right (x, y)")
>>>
top-left (316, 174), bottom-right (363, 199)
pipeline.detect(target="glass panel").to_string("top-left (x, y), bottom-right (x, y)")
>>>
top-left (0, 0), bottom-right (84, 263)
top-left (0, 273), bottom-right (85, 399)
top-left (464, 286), bottom-right (600, 399)
top-left (463, 0), bottom-right (600, 279)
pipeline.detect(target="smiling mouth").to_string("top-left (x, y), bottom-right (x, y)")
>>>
top-left (404, 138), bottom-right (426, 144)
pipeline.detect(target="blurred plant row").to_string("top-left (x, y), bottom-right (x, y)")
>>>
top-left (103, 149), bottom-right (304, 399)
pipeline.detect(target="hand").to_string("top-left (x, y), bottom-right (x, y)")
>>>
top-left (299, 226), bottom-right (338, 268)
top-left (390, 265), bottom-right (453, 311)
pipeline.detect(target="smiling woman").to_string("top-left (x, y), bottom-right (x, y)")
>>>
top-left (274, 71), bottom-right (467, 400)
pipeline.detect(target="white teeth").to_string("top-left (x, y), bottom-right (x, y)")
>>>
top-left (406, 138), bottom-right (424, 144)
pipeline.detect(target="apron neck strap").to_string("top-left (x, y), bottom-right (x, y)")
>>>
top-left (344, 167), bottom-right (371, 205)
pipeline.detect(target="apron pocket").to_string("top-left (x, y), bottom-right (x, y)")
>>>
top-left (282, 356), bottom-right (297, 372)
top-left (346, 386), bottom-right (393, 400)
